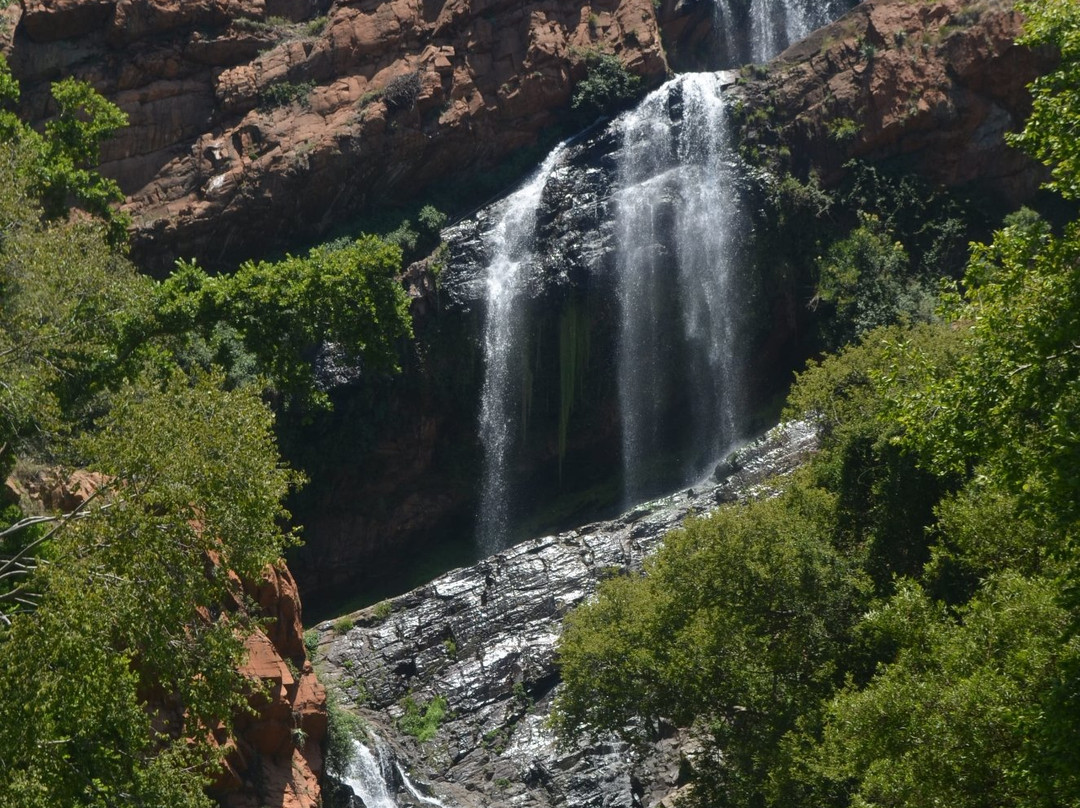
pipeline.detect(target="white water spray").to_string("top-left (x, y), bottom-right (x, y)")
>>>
top-left (614, 73), bottom-right (746, 505)
top-left (344, 739), bottom-right (396, 808)
top-left (476, 145), bottom-right (568, 554)
top-left (344, 737), bottom-right (451, 808)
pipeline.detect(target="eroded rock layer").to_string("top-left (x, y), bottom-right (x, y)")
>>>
top-left (735, 0), bottom-right (1055, 204)
top-left (2, 0), bottom-right (667, 271)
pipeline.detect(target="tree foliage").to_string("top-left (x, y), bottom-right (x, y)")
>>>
top-left (0, 56), bottom-right (128, 241)
top-left (0, 60), bottom-right (412, 805)
top-left (556, 5), bottom-right (1080, 807)
top-left (157, 236), bottom-right (412, 408)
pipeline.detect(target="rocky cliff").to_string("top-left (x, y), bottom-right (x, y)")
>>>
top-left (315, 422), bottom-right (817, 808)
top-left (734, 0), bottom-right (1055, 204)
top-left (2, 0), bottom-right (668, 271)
top-left (287, 0), bottom-right (1055, 611)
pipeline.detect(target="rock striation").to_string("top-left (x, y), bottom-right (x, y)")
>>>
top-left (316, 422), bottom-right (817, 807)
top-left (2, 0), bottom-right (668, 271)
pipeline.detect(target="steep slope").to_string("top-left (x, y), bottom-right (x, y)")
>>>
top-left (734, 0), bottom-right (1055, 203)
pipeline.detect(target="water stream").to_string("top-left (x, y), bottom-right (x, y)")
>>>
top-left (344, 737), bottom-right (450, 808)
top-left (473, 0), bottom-right (856, 548)
top-left (614, 72), bottom-right (746, 506)
top-left (476, 145), bottom-right (569, 555)
top-left (344, 739), bottom-right (396, 808)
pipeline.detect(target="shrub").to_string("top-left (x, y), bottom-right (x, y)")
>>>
top-left (259, 80), bottom-right (314, 110)
top-left (303, 628), bottom-right (319, 656)
top-left (383, 72), bottom-right (422, 112)
top-left (325, 693), bottom-right (366, 777)
top-left (332, 616), bottom-right (355, 635)
top-left (398, 694), bottom-right (448, 742)
top-left (570, 51), bottom-right (643, 125)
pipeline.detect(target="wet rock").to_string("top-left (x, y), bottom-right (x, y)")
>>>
top-left (319, 421), bottom-right (817, 807)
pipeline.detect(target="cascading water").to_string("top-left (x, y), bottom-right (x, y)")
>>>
top-left (476, 145), bottom-right (568, 555)
top-left (344, 739), bottom-right (396, 808)
top-left (713, 0), bottom-right (853, 65)
top-left (343, 737), bottom-right (451, 808)
top-left (615, 72), bottom-right (746, 506)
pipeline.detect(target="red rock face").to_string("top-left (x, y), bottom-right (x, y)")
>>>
top-left (3, 0), bottom-right (668, 271)
top-left (738, 0), bottom-right (1055, 204)
top-left (215, 564), bottom-right (327, 808)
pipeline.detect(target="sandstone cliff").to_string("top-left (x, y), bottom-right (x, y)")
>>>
top-left (735, 0), bottom-right (1054, 204)
top-left (2, 0), bottom-right (668, 271)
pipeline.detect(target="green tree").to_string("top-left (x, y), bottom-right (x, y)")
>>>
top-left (0, 371), bottom-right (299, 808)
top-left (157, 236), bottom-right (412, 408)
top-left (0, 56), bottom-right (128, 241)
top-left (556, 481), bottom-right (869, 806)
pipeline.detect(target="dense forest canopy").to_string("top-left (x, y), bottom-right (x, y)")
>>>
top-left (0, 55), bottom-right (412, 806)
top-left (555, 2), bottom-right (1080, 806)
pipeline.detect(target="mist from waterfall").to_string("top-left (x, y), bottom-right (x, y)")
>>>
top-left (476, 145), bottom-right (567, 555)
top-left (713, 0), bottom-right (853, 65)
top-left (614, 73), bottom-right (746, 506)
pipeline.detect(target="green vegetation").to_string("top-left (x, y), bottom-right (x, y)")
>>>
top-left (0, 58), bottom-right (128, 242)
top-left (158, 234), bottom-right (411, 409)
top-left (333, 616), bottom-right (356, 635)
top-left (571, 51), bottom-right (644, 126)
top-left (398, 694), bottom-right (448, 742)
top-left (0, 55), bottom-right (413, 807)
top-left (304, 628), bottom-right (320, 656)
top-left (325, 691), bottom-right (367, 777)
top-left (555, 4), bottom-right (1080, 807)
top-left (259, 79), bottom-right (315, 110)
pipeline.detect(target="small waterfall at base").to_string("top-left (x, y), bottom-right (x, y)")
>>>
top-left (344, 737), bottom-right (451, 808)
top-left (615, 72), bottom-right (747, 507)
top-left (713, 0), bottom-right (854, 66)
top-left (476, 145), bottom-right (568, 555)
top-left (344, 739), bottom-right (396, 808)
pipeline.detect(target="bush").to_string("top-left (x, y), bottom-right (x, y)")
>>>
top-left (325, 693), bottom-right (366, 777)
top-left (398, 694), bottom-right (448, 742)
top-left (383, 72), bottom-right (422, 112)
top-left (332, 616), bottom-right (355, 635)
top-left (570, 51), bottom-right (644, 125)
top-left (259, 80), bottom-right (314, 110)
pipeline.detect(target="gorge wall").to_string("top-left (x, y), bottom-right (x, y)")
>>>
top-left (1, 0), bottom-right (667, 272)
top-left (0, 0), bottom-right (1057, 615)
top-left (287, 0), bottom-right (1056, 608)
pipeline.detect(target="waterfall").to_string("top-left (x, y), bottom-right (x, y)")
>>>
top-left (713, 0), bottom-right (853, 65)
top-left (344, 737), bottom-right (451, 808)
top-left (615, 73), bottom-right (746, 506)
top-left (344, 739), bottom-right (396, 808)
top-left (476, 145), bottom-right (568, 554)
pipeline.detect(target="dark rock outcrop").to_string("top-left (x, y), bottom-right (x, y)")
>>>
top-left (316, 421), bottom-right (818, 808)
